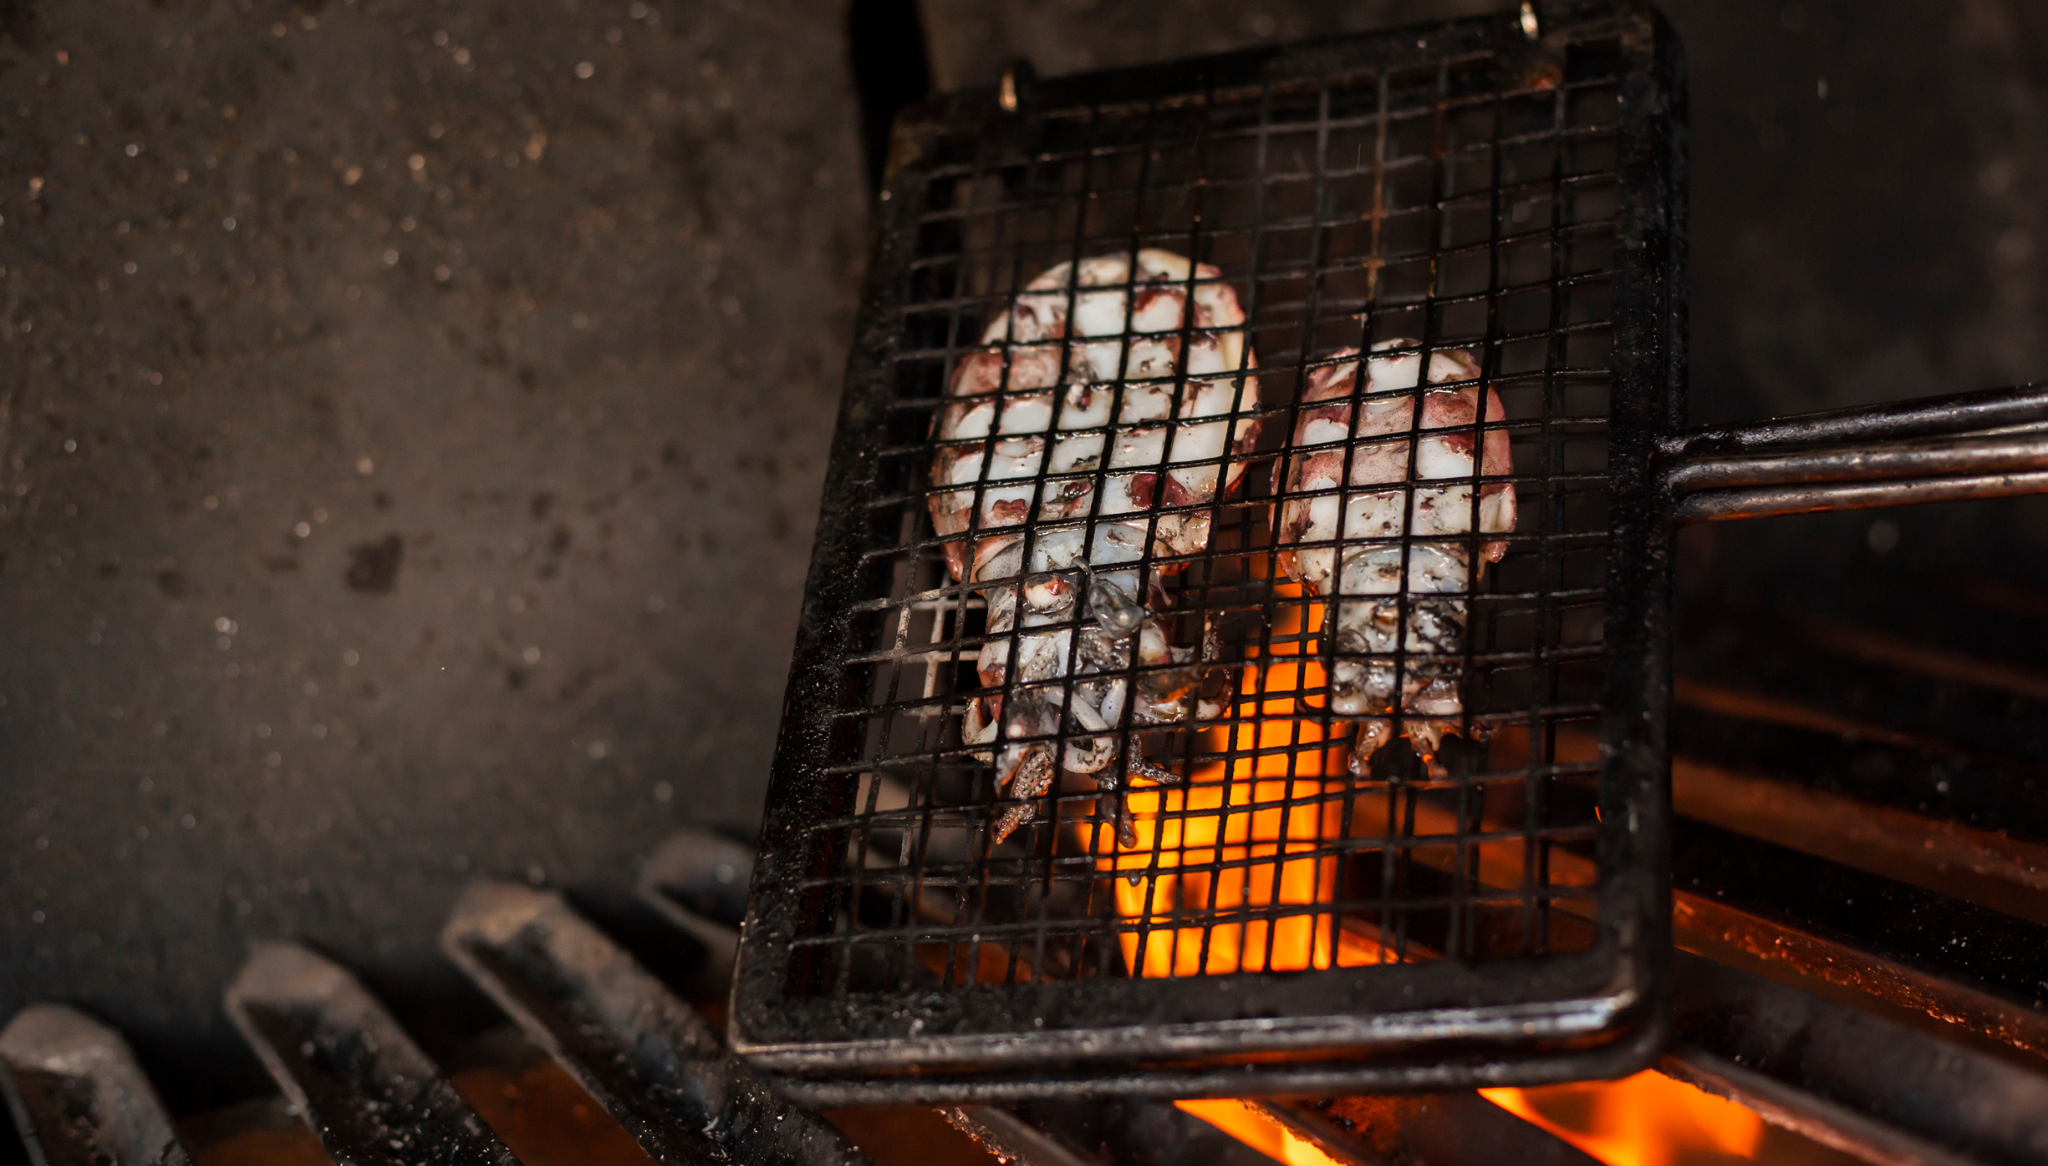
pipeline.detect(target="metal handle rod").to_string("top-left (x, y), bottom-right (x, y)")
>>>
top-left (1670, 471), bottom-right (2048, 525)
top-left (1660, 383), bottom-right (2048, 458)
top-left (1661, 383), bottom-right (2048, 521)
top-left (1665, 435), bottom-right (2048, 494)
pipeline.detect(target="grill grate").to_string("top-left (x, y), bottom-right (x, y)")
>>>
top-left (737, 0), bottom-right (1682, 1098)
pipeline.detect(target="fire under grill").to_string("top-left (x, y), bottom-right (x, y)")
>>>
top-left (735, 1), bottom-right (1677, 1095)
top-left (4, 579), bottom-right (2048, 1164)
top-left (7, 729), bottom-right (2048, 1166)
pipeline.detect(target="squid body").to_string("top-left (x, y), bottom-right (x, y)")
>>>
top-left (1276, 340), bottom-right (1518, 771)
top-left (928, 249), bottom-right (1261, 843)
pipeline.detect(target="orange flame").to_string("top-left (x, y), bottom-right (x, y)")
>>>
top-left (1481, 1073), bottom-right (1768, 1166)
top-left (1173, 1100), bottom-right (1347, 1166)
top-left (1176, 1077), bottom-right (1773, 1166)
top-left (1105, 596), bottom-right (1776, 1166)
top-left (1101, 585), bottom-right (1383, 976)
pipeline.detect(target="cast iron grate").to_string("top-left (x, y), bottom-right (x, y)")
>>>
top-left (736, 0), bottom-right (1681, 1099)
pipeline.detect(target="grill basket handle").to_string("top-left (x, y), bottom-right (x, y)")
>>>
top-left (1654, 384), bottom-right (2048, 523)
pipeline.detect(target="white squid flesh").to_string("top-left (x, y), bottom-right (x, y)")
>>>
top-left (928, 249), bottom-right (1261, 842)
top-left (1276, 340), bottom-right (1517, 771)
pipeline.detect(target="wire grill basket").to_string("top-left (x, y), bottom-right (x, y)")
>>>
top-left (733, 0), bottom-right (1684, 1101)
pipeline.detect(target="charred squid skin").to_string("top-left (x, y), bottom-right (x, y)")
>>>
top-left (995, 741), bottom-right (1057, 843)
top-left (984, 598), bottom-right (1208, 845)
top-left (981, 588), bottom-right (1234, 845)
top-left (1106, 755), bottom-right (1190, 849)
top-left (930, 250), bottom-right (1261, 843)
top-left (1277, 340), bottom-right (1518, 776)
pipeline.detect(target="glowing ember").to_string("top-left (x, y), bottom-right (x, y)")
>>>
top-left (1102, 589), bottom-right (1781, 1166)
top-left (1181, 1078), bottom-right (1785, 1166)
top-left (1098, 580), bottom-right (1608, 977)
top-left (1174, 1100), bottom-right (1347, 1166)
top-left (1098, 581), bottom-right (1771, 1166)
top-left (1100, 584), bottom-right (1369, 975)
top-left (1481, 1073), bottom-right (1767, 1166)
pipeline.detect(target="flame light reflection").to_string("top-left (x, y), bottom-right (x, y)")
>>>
top-left (1098, 591), bottom-right (1779, 1166)
top-left (1173, 1100), bottom-right (1347, 1166)
top-left (1482, 1073), bottom-right (1767, 1166)
top-left (1101, 585), bottom-right (1388, 975)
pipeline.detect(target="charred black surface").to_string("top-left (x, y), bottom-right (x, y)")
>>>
top-left (223, 943), bottom-right (518, 1166)
top-left (1670, 952), bottom-right (2048, 1166)
top-left (441, 882), bottom-right (872, 1166)
top-left (1672, 818), bottom-right (2048, 1011)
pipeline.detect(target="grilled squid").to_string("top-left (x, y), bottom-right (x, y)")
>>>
top-left (1276, 340), bottom-right (1517, 772)
top-left (929, 249), bottom-right (1261, 843)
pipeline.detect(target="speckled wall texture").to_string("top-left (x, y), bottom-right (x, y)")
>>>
top-left (0, 0), bottom-right (863, 1085)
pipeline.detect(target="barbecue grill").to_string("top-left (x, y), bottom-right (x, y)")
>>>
top-left (7, 807), bottom-right (2048, 1166)
top-left (6, 4), bottom-right (2048, 1165)
top-left (730, 0), bottom-right (2048, 1102)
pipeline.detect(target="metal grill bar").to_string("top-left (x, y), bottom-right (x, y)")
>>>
top-left (6, 808), bottom-right (2039, 1165)
top-left (938, 1107), bottom-right (1105, 1166)
top-left (638, 828), bottom-right (756, 997)
top-left (223, 942), bottom-right (521, 1166)
top-left (1673, 819), bottom-right (2048, 1023)
top-left (1666, 953), bottom-right (2048, 1166)
top-left (1659, 384), bottom-right (2048, 458)
top-left (441, 882), bottom-right (872, 1166)
top-left (0, 1006), bottom-right (192, 1166)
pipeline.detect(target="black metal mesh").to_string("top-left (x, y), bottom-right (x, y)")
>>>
top-left (785, 28), bottom-right (1626, 1003)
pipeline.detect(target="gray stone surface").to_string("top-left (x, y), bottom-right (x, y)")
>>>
top-left (0, 0), bottom-right (862, 1090)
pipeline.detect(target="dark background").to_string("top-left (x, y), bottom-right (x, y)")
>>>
top-left (1, 0), bottom-right (2045, 1113)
